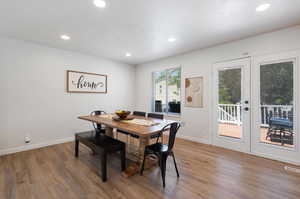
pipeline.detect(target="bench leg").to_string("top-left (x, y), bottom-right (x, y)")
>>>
top-left (140, 153), bottom-right (146, 175)
top-left (75, 139), bottom-right (79, 157)
top-left (121, 146), bottom-right (126, 171)
top-left (101, 152), bottom-right (107, 182)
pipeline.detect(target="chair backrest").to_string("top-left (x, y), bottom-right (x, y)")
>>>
top-left (267, 111), bottom-right (294, 123)
top-left (90, 110), bottom-right (106, 132)
top-left (148, 113), bottom-right (164, 119)
top-left (160, 122), bottom-right (181, 152)
top-left (133, 111), bottom-right (146, 117)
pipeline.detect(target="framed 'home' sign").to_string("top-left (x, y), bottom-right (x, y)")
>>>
top-left (67, 70), bottom-right (107, 93)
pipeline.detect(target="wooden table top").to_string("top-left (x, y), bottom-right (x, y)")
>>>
top-left (78, 114), bottom-right (177, 137)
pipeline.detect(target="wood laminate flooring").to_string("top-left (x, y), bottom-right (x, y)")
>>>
top-left (0, 138), bottom-right (300, 199)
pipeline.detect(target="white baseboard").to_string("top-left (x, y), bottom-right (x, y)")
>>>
top-left (178, 135), bottom-right (300, 166)
top-left (251, 151), bottom-right (300, 166)
top-left (284, 166), bottom-right (300, 173)
top-left (177, 135), bottom-right (211, 145)
top-left (0, 137), bottom-right (74, 156)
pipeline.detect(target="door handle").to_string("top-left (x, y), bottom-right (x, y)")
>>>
top-left (244, 100), bottom-right (249, 104)
top-left (244, 107), bottom-right (249, 111)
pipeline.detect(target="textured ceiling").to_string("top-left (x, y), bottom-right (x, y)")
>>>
top-left (1, 0), bottom-right (300, 64)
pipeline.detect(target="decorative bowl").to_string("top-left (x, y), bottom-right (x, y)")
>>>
top-left (115, 110), bottom-right (131, 119)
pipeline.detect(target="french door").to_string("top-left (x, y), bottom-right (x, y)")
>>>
top-left (212, 52), bottom-right (300, 165)
top-left (212, 58), bottom-right (251, 153)
top-left (251, 51), bottom-right (299, 164)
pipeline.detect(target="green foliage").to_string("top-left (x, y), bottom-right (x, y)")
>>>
top-left (154, 71), bottom-right (166, 83)
top-left (218, 62), bottom-right (293, 105)
top-left (260, 62), bottom-right (293, 105)
top-left (168, 68), bottom-right (181, 89)
top-left (219, 68), bottom-right (241, 104)
top-left (154, 68), bottom-right (181, 89)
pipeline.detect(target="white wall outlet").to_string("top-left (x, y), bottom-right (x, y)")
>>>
top-left (284, 166), bottom-right (300, 174)
top-left (24, 135), bottom-right (31, 144)
top-left (180, 121), bottom-right (186, 127)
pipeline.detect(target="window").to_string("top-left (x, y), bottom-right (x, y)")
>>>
top-left (153, 67), bottom-right (181, 115)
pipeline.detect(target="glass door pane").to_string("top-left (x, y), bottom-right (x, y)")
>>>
top-left (153, 71), bottom-right (167, 112)
top-left (167, 68), bottom-right (181, 114)
top-left (218, 68), bottom-right (242, 139)
top-left (259, 61), bottom-right (294, 148)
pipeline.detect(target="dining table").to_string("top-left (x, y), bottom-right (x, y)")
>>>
top-left (78, 113), bottom-right (177, 176)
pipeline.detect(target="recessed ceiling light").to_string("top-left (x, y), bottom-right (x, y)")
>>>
top-left (94, 0), bottom-right (106, 8)
top-left (60, 35), bottom-right (71, 40)
top-left (256, 3), bottom-right (270, 12)
top-left (125, 53), bottom-right (132, 57)
top-left (168, 37), bottom-right (176, 42)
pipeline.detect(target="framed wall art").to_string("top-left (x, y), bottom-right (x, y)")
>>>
top-left (185, 76), bottom-right (203, 108)
top-left (67, 70), bottom-right (107, 93)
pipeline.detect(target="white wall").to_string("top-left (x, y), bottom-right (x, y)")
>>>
top-left (2, 25), bottom-right (300, 164)
top-left (135, 25), bottom-right (300, 146)
top-left (0, 37), bottom-right (135, 155)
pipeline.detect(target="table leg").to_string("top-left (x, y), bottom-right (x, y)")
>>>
top-left (138, 136), bottom-right (150, 166)
top-left (105, 126), bottom-right (114, 137)
top-left (122, 136), bottom-right (151, 178)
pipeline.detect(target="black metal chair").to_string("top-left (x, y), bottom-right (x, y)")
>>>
top-left (140, 122), bottom-right (181, 187)
top-left (147, 113), bottom-right (164, 119)
top-left (90, 110), bottom-right (106, 138)
top-left (148, 113), bottom-right (164, 140)
top-left (132, 111), bottom-right (146, 117)
top-left (75, 131), bottom-right (126, 182)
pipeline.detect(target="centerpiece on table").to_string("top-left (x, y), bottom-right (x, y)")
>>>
top-left (114, 110), bottom-right (134, 121)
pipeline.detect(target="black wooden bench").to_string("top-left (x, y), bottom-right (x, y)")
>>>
top-left (75, 131), bottom-right (126, 182)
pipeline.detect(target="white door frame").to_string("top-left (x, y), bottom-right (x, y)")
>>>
top-left (251, 50), bottom-right (300, 165)
top-left (212, 58), bottom-right (251, 153)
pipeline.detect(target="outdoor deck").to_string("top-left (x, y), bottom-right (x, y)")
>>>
top-left (219, 123), bottom-right (294, 148)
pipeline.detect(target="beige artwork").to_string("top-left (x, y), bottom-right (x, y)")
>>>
top-left (185, 77), bottom-right (203, 108)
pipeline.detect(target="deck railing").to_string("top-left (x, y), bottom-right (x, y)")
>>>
top-left (218, 104), bottom-right (242, 125)
top-left (218, 104), bottom-right (293, 126)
